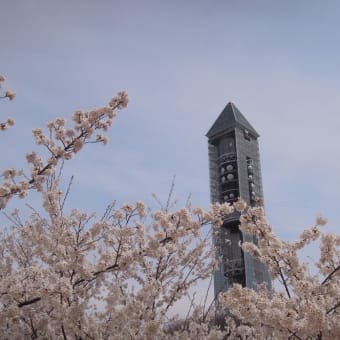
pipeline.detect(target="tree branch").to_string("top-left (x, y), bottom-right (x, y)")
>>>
top-left (321, 265), bottom-right (340, 285)
top-left (18, 296), bottom-right (41, 308)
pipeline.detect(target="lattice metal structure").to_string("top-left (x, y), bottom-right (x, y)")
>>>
top-left (206, 102), bottom-right (271, 296)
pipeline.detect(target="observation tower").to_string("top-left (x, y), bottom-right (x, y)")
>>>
top-left (206, 102), bottom-right (271, 295)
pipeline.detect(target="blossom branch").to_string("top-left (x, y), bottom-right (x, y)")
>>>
top-left (321, 264), bottom-right (340, 285)
top-left (0, 91), bottom-right (128, 209)
top-left (17, 296), bottom-right (41, 308)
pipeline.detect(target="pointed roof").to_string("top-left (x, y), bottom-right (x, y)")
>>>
top-left (206, 102), bottom-right (259, 139)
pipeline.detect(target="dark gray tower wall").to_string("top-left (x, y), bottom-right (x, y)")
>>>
top-left (206, 102), bottom-right (271, 296)
top-left (235, 127), bottom-right (264, 205)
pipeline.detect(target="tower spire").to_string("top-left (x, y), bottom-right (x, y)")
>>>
top-left (206, 102), bottom-right (259, 139)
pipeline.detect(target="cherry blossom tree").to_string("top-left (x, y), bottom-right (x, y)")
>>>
top-left (220, 205), bottom-right (340, 339)
top-left (0, 73), bottom-right (226, 339)
top-left (0, 73), bottom-right (339, 339)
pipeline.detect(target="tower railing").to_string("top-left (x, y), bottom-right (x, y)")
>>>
top-left (224, 259), bottom-right (244, 278)
top-left (218, 152), bottom-right (237, 164)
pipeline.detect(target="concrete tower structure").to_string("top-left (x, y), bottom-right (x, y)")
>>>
top-left (206, 102), bottom-right (271, 296)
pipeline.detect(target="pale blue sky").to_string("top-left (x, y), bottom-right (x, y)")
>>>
top-left (1, 0), bottom-right (340, 243)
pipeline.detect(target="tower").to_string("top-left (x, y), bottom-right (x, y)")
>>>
top-left (206, 102), bottom-right (271, 296)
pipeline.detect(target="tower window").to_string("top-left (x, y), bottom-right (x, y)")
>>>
top-left (218, 134), bottom-right (236, 157)
top-left (244, 129), bottom-right (251, 141)
top-left (246, 157), bottom-right (256, 206)
top-left (227, 173), bottom-right (234, 181)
